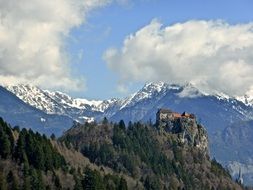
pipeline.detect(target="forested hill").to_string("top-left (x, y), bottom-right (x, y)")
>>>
top-left (0, 118), bottom-right (128, 190)
top-left (0, 115), bottom-right (246, 189)
top-left (60, 116), bottom-right (244, 190)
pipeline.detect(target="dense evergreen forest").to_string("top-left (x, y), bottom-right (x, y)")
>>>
top-left (0, 118), bottom-right (127, 190)
top-left (0, 116), bottom-right (248, 189)
top-left (60, 118), bottom-right (245, 190)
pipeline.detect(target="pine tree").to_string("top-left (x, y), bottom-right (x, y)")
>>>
top-left (23, 176), bottom-right (31, 190)
top-left (23, 153), bottom-right (31, 190)
top-left (7, 171), bottom-right (19, 190)
top-left (0, 171), bottom-right (7, 190)
top-left (102, 117), bottom-right (109, 125)
top-left (13, 126), bottom-right (20, 133)
top-left (118, 177), bottom-right (128, 190)
top-left (0, 133), bottom-right (11, 158)
top-left (34, 144), bottom-right (45, 170)
top-left (144, 175), bottom-right (161, 190)
top-left (37, 170), bottom-right (45, 190)
top-left (4, 123), bottom-right (15, 153)
top-left (50, 134), bottom-right (56, 140)
top-left (28, 168), bottom-right (45, 190)
top-left (53, 173), bottom-right (62, 190)
top-left (14, 129), bottom-right (26, 162)
top-left (119, 120), bottom-right (126, 131)
top-left (23, 153), bottom-right (30, 176)
top-left (82, 168), bottom-right (93, 189)
top-left (0, 121), bottom-right (12, 159)
top-left (30, 167), bottom-right (40, 190)
top-left (82, 168), bottom-right (105, 190)
top-left (73, 174), bottom-right (82, 190)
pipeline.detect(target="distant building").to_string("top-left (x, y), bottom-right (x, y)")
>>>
top-left (156, 108), bottom-right (196, 126)
top-left (156, 108), bottom-right (208, 153)
top-left (181, 111), bottom-right (196, 119)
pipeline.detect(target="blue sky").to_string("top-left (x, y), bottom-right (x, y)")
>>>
top-left (1, 0), bottom-right (253, 100)
top-left (67, 0), bottom-right (253, 99)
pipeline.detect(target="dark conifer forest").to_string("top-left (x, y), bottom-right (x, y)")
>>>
top-left (0, 116), bottom-right (248, 189)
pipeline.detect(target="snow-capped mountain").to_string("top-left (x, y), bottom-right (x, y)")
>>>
top-left (119, 82), bottom-right (169, 109)
top-left (6, 84), bottom-right (104, 113)
top-left (6, 82), bottom-right (253, 125)
top-left (4, 82), bottom-right (205, 121)
top-left (237, 93), bottom-right (253, 107)
top-left (0, 86), bottom-right (73, 136)
top-left (6, 84), bottom-right (66, 114)
top-left (3, 82), bottom-right (253, 186)
top-left (6, 84), bottom-right (123, 122)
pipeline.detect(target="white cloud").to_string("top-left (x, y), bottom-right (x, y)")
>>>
top-left (0, 0), bottom-right (110, 90)
top-left (116, 83), bottom-right (129, 94)
top-left (104, 20), bottom-right (253, 96)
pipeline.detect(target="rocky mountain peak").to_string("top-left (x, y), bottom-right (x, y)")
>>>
top-left (143, 81), bottom-right (167, 92)
top-left (5, 82), bottom-right (253, 125)
top-left (237, 91), bottom-right (253, 107)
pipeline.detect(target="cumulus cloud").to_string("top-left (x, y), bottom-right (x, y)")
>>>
top-left (0, 0), bottom-right (110, 90)
top-left (104, 20), bottom-right (253, 96)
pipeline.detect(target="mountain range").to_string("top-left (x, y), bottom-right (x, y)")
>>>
top-left (2, 82), bottom-right (253, 185)
top-left (0, 86), bottom-right (73, 136)
top-left (5, 82), bottom-right (253, 125)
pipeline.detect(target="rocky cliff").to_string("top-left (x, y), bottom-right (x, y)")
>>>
top-left (156, 108), bottom-right (208, 154)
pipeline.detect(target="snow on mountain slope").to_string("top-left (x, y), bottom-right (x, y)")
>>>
top-left (5, 84), bottom-right (125, 123)
top-left (119, 82), bottom-right (207, 109)
top-left (6, 84), bottom-right (107, 114)
top-left (5, 82), bottom-right (253, 123)
top-left (0, 86), bottom-right (73, 136)
top-left (236, 91), bottom-right (253, 107)
top-left (6, 82), bottom-right (176, 116)
top-left (6, 84), bottom-right (63, 114)
top-left (44, 90), bottom-right (103, 110)
top-left (111, 82), bottom-right (253, 123)
top-left (120, 82), bottom-right (168, 109)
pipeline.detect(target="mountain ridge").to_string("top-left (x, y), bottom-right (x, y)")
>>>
top-left (2, 82), bottom-right (253, 185)
top-left (0, 86), bottom-right (73, 136)
top-left (6, 82), bottom-right (253, 122)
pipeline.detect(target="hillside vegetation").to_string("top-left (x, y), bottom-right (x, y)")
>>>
top-left (60, 117), bottom-right (243, 190)
top-left (0, 118), bottom-right (128, 190)
top-left (0, 113), bottom-right (247, 190)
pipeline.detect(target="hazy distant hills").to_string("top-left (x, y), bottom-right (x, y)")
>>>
top-left (213, 120), bottom-right (253, 185)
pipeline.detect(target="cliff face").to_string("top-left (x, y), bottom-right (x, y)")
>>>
top-left (156, 109), bottom-right (209, 154)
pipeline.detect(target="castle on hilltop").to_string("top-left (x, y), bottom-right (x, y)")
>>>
top-left (156, 108), bottom-right (196, 126)
top-left (155, 108), bottom-right (208, 153)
